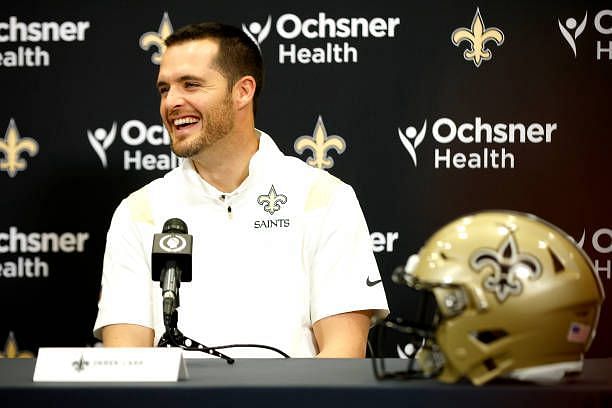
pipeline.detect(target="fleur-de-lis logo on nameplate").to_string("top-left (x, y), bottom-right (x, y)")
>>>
top-left (140, 12), bottom-right (174, 65)
top-left (0, 119), bottom-right (39, 178)
top-left (0, 331), bottom-right (34, 358)
top-left (294, 116), bottom-right (346, 170)
top-left (257, 185), bottom-right (287, 215)
top-left (470, 234), bottom-right (542, 302)
top-left (451, 8), bottom-right (504, 67)
top-left (72, 355), bottom-right (89, 372)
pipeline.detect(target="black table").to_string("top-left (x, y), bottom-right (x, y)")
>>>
top-left (1, 358), bottom-right (611, 407)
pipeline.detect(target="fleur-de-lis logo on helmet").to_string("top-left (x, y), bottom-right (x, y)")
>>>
top-left (139, 12), bottom-right (174, 65)
top-left (470, 234), bottom-right (542, 302)
top-left (294, 116), bottom-right (346, 170)
top-left (0, 119), bottom-right (38, 178)
top-left (451, 8), bottom-right (504, 67)
top-left (257, 185), bottom-right (287, 215)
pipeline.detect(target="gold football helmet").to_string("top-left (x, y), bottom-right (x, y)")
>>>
top-left (385, 211), bottom-right (604, 385)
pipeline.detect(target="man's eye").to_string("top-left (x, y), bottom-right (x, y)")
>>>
top-left (158, 87), bottom-right (168, 95)
top-left (185, 82), bottom-right (199, 88)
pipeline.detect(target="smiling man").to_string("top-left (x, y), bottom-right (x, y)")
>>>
top-left (93, 22), bottom-right (388, 358)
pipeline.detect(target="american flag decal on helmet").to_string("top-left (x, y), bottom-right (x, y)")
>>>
top-left (567, 322), bottom-right (591, 343)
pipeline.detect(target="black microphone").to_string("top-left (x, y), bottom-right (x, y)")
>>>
top-left (152, 218), bottom-right (193, 328)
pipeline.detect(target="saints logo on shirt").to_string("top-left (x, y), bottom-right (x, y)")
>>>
top-left (257, 185), bottom-right (287, 215)
top-left (254, 185), bottom-right (290, 229)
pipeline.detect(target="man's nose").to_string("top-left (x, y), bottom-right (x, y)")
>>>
top-left (165, 86), bottom-right (184, 110)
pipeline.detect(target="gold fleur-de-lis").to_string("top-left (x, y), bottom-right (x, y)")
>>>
top-left (451, 8), bottom-right (504, 67)
top-left (294, 116), bottom-right (346, 170)
top-left (0, 119), bottom-right (39, 178)
top-left (257, 185), bottom-right (287, 215)
top-left (0, 331), bottom-right (34, 358)
top-left (470, 234), bottom-right (541, 303)
top-left (139, 12), bottom-right (174, 65)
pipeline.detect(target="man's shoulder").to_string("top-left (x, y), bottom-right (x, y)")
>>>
top-left (273, 150), bottom-right (345, 186)
top-left (257, 132), bottom-right (352, 205)
top-left (120, 165), bottom-right (187, 221)
top-left (268, 153), bottom-right (357, 214)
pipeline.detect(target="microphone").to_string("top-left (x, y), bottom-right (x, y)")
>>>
top-left (150, 220), bottom-right (235, 363)
top-left (152, 218), bottom-right (193, 328)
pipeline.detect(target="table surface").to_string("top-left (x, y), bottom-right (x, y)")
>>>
top-left (1, 358), bottom-right (611, 407)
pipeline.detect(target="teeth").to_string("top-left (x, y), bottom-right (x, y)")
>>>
top-left (173, 117), bottom-right (199, 126)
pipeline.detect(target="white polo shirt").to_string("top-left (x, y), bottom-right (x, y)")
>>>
top-left (94, 131), bottom-right (389, 357)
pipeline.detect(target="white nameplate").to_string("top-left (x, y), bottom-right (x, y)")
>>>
top-left (33, 347), bottom-right (189, 382)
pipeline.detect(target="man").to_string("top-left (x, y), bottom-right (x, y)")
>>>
top-left (93, 22), bottom-right (388, 357)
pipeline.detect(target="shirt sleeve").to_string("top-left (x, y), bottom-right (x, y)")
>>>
top-left (308, 180), bottom-right (389, 325)
top-left (92, 197), bottom-right (156, 340)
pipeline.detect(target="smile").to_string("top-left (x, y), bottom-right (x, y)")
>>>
top-left (172, 116), bottom-right (200, 131)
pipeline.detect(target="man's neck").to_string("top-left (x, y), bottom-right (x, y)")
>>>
top-left (190, 128), bottom-right (260, 193)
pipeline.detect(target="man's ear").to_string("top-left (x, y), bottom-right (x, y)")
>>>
top-left (233, 75), bottom-right (256, 111)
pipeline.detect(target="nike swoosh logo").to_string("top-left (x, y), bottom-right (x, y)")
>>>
top-left (366, 277), bottom-right (382, 287)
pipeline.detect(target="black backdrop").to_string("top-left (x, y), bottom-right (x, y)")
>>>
top-left (1, 0), bottom-right (610, 358)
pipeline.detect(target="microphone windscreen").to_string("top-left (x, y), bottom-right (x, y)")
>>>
top-left (162, 218), bottom-right (188, 234)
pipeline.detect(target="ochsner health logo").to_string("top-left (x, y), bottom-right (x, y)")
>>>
top-left (242, 16), bottom-right (272, 50)
top-left (86, 120), bottom-right (180, 171)
top-left (558, 12), bottom-right (588, 57)
top-left (242, 13), bottom-right (401, 64)
top-left (398, 121), bottom-right (427, 166)
top-left (577, 227), bottom-right (612, 280)
top-left (0, 226), bottom-right (89, 279)
top-left (557, 10), bottom-right (612, 60)
top-left (398, 117), bottom-right (558, 170)
top-left (0, 16), bottom-right (90, 68)
top-left (87, 123), bottom-right (116, 168)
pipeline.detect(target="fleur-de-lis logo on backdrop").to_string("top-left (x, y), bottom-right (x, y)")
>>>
top-left (398, 121), bottom-right (427, 167)
top-left (294, 116), bottom-right (346, 170)
top-left (242, 16), bottom-right (272, 49)
top-left (0, 331), bottom-right (34, 358)
top-left (0, 119), bottom-right (38, 178)
top-left (257, 185), bottom-right (287, 215)
top-left (87, 122), bottom-right (117, 168)
top-left (140, 12), bottom-right (174, 65)
top-left (451, 8), bottom-right (504, 67)
top-left (470, 234), bottom-right (542, 303)
top-left (558, 12), bottom-right (588, 58)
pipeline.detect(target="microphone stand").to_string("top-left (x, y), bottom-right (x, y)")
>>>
top-left (158, 304), bottom-right (234, 364)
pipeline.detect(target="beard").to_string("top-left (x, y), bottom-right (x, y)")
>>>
top-left (170, 93), bottom-right (234, 158)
